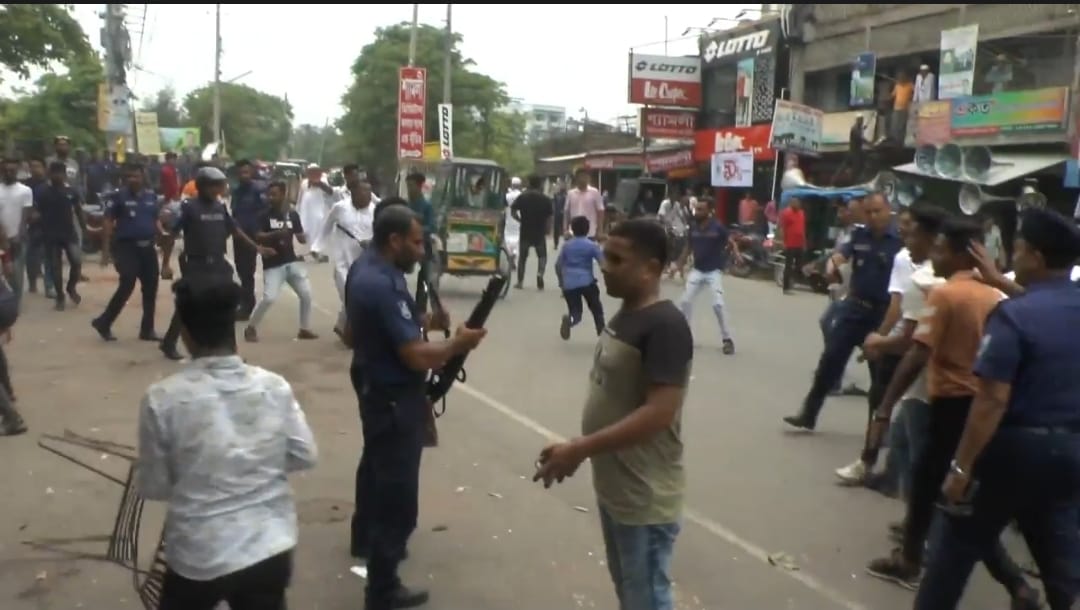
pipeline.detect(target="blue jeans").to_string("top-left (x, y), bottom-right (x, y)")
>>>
top-left (598, 506), bottom-right (680, 610)
top-left (882, 398), bottom-right (931, 497)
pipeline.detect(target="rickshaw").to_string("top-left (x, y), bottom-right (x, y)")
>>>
top-left (414, 158), bottom-right (513, 298)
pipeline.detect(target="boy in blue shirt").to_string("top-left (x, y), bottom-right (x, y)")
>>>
top-left (556, 216), bottom-right (605, 339)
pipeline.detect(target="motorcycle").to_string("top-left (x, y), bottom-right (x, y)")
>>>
top-left (728, 225), bottom-right (775, 278)
top-left (772, 247), bottom-right (831, 293)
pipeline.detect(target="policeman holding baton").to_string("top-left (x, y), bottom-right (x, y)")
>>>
top-left (345, 204), bottom-right (486, 610)
top-left (915, 208), bottom-right (1080, 609)
top-left (159, 166), bottom-right (273, 360)
top-left (91, 162), bottom-right (161, 342)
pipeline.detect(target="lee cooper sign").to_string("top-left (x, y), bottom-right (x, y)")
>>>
top-left (701, 20), bottom-right (780, 65)
top-left (641, 108), bottom-right (696, 139)
top-left (628, 53), bottom-right (702, 109)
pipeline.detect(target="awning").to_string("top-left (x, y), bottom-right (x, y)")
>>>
top-left (893, 152), bottom-right (1067, 187)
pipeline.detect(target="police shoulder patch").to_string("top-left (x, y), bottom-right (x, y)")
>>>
top-left (397, 300), bottom-right (412, 320)
top-left (976, 333), bottom-right (991, 360)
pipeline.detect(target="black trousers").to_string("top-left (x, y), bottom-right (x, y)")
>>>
top-left (159, 550), bottom-right (292, 610)
top-left (161, 256), bottom-right (234, 352)
top-left (351, 393), bottom-right (371, 554)
top-left (98, 240), bottom-right (159, 334)
top-left (355, 384), bottom-right (426, 610)
top-left (860, 354), bottom-right (902, 463)
top-left (233, 239), bottom-right (258, 316)
top-left (552, 216), bottom-right (563, 248)
top-left (563, 282), bottom-right (605, 335)
top-left (901, 396), bottom-right (1026, 594)
top-left (517, 234), bottom-right (548, 285)
top-left (782, 247), bottom-right (803, 291)
top-left (45, 239), bottom-right (81, 304)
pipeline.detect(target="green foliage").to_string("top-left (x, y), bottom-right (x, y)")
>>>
top-left (0, 4), bottom-right (93, 81)
top-left (339, 23), bottom-right (528, 178)
top-left (290, 123), bottom-right (346, 167)
top-left (0, 55), bottom-right (105, 155)
top-left (183, 83), bottom-right (293, 161)
top-left (141, 87), bottom-right (185, 128)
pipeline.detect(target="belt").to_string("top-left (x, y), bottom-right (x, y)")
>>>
top-left (846, 296), bottom-right (886, 309)
top-left (1004, 424), bottom-right (1080, 435)
top-left (182, 254), bottom-right (226, 264)
top-left (119, 238), bottom-right (155, 247)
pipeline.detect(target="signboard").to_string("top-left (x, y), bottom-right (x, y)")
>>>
top-left (646, 149), bottom-right (694, 173)
top-left (910, 101), bottom-right (951, 146)
top-left (850, 53), bottom-right (876, 107)
top-left (701, 21), bottom-right (778, 65)
top-left (693, 125), bottom-right (774, 163)
top-left (397, 66), bottom-right (427, 160)
top-left (949, 87), bottom-right (1068, 137)
top-left (134, 112), bottom-right (162, 155)
top-left (437, 103), bottom-right (453, 160)
top-left (445, 208), bottom-right (501, 273)
top-left (939, 25), bottom-right (979, 99)
top-left (821, 111), bottom-right (876, 147)
top-left (711, 152), bottom-right (754, 187)
top-left (159, 127), bottom-right (201, 152)
top-left (641, 108), bottom-right (696, 139)
top-left (628, 53), bottom-right (702, 108)
top-left (769, 100), bottom-right (823, 156)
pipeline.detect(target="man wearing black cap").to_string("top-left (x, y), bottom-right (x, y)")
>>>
top-left (915, 208), bottom-right (1080, 609)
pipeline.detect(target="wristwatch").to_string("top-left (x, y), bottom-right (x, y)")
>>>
top-left (949, 459), bottom-right (968, 477)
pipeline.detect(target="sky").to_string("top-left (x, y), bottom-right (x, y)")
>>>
top-left (62, 3), bottom-right (761, 127)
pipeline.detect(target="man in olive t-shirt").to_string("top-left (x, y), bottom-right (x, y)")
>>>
top-left (534, 219), bottom-right (693, 610)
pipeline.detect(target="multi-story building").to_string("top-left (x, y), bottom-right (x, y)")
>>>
top-left (506, 100), bottom-right (569, 143)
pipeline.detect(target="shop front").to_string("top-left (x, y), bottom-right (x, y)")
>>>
top-left (693, 124), bottom-right (776, 223)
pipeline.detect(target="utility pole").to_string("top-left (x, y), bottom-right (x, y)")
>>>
top-left (407, 4), bottom-right (419, 66)
top-left (212, 3), bottom-right (222, 147)
top-left (443, 4), bottom-right (453, 104)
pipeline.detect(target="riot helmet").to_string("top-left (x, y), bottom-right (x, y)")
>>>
top-left (195, 166), bottom-right (228, 199)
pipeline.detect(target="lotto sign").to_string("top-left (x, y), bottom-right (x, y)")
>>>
top-left (711, 151), bottom-right (754, 187)
top-left (628, 54), bottom-right (702, 108)
top-left (397, 67), bottom-right (427, 160)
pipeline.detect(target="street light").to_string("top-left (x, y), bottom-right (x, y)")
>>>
top-left (224, 70), bottom-right (253, 84)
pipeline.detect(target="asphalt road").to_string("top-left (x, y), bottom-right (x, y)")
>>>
top-left (0, 247), bottom-right (1028, 610)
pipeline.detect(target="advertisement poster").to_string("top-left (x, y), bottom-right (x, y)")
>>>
top-left (397, 66), bottom-right (427, 160)
top-left (437, 103), bottom-right (453, 160)
top-left (641, 108), bottom-right (696, 139)
top-left (949, 87), bottom-right (1068, 136)
top-left (735, 57), bottom-right (755, 127)
top-left (134, 112), bottom-right (162, 155)
top-left (158, 127), bottom-right (201, 152)
top-left (711, 151), bottom-right (754, 187)
top-left (939, 25), bottom-right (979, 99)
top-left (769, 100), bottom-right (823, 156)
top-left (628, 53), bottom-right (702, 108)
top-left (850, 53), bottom-right (876, 107)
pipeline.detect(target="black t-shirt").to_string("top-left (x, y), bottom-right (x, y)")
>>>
top-left (33, 183), bottom-right (80, 242)
top-left (606, 300), bottom-right (693, 387)
top-left (511, 191), bottom-right (554, 241)
top-left (259, 208), bottom-right (303, 269)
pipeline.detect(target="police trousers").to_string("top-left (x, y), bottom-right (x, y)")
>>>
top-left (801, 299), bottom-right (884, 425)
top-left (916, 427), bottom-right (1080, 610)
top-left (162, 255), bottom-right (235, 351)
top-left (98, 240), bottom-right (159, 334)
top-left (353, 379), bottom-right (427, 609)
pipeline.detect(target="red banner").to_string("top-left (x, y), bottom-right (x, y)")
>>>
top-left (693, 125), bottom-right (775, 162)
top-left (397, 67), bottom-right (427, 160)
top-left (641, 108), bottom-right (697, 139)
top-left (646, 149), bottom-right (694, 173)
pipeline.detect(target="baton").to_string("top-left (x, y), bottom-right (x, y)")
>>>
top-left (334, 223), bottom-right (370, 248)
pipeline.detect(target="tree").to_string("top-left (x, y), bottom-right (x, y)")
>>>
top-left (289, 123), bottom-right (346, 167)
top-left (0, 55), bottom-right (105, 155)
top-left (183, 83), bottom-right (292, 160)
top-left (141, 86), bottom-right (185, 127)
top-left (339, 23), bottom-right (525, 178)
top-left (0, 4), bottom-right (93, 82)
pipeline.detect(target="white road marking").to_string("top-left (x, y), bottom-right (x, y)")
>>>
top-left (271, 265), bottom-right (868, 610)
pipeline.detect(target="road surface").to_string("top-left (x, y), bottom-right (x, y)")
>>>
top-left (0, 249), bottom-right (1026, 609)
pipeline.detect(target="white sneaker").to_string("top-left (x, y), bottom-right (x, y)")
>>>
top-left (834, 460), bottom-right (867, 486)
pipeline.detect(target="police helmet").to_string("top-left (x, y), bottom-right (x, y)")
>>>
top-left (194, 166), bottom-right (228, 194)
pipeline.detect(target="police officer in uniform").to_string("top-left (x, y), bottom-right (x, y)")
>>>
top-left (345, 205), bottom-right (486, 610)
top-left (784, 192), bottom-right (903, 430)
top-left (91, 162), bottom-right (161, 342)
top-left (914, 208), bottom-right (1080, 610)
top-left (159, 166), bottom-right (273, 360)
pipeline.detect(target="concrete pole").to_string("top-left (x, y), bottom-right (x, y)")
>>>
top-left (443, 4), bottom-right (453, 104)
top-left (212, 3), bottom-right (222, 146)
top-left (407, 4), bottom-right (419, 66)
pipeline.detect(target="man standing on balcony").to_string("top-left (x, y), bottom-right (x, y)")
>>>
top-left (913, 64), bottom-right (936, 102)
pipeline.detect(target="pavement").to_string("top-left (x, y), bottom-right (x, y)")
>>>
top-left (0, 247), bottom-right (1030, 610)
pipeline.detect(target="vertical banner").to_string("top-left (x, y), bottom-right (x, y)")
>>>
top-left (735, 58), bottom-right (755, 127)
top-left (134, 112), bottom-right (162, 155)
top-left (939, 25), bottom-right (979, 99)
top-left (850, 52), bottom-right (877, 107)
top-left (437, 103), bottom-right (454, 160)
top-left (397, 66), bottom-right (427, 160)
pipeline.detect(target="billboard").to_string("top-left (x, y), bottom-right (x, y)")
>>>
top-left (397, 66), bottom-right (427, 160)
top-left (640, 108), bottom-right (696, 139)
top-left (628, 53), bottom-right (701, 108)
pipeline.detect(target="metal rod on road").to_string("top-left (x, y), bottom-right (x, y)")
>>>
top-left (407, 4), bottom-right (419, 67)
top-left (443, 3), bottom-right (453, 104)
top-left (212, 3), bottom-right (222, 146)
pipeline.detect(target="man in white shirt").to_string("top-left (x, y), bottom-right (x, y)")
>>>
top-left (313, 181), bottom-right (375, 339)
top-left (296, 163), bottom-right (334, 262)
top-left (138, 278), bottom-right (316, 609)
top-left (504, 176), bottom-right (523, 261)
top-left (0, 158), bottom-right (33, 301)
top-left (913, 64), bottom-right (936, 103)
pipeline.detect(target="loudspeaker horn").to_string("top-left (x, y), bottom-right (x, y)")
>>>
top-left (895, 179), bottom-right (923, 208)
top-left (780, 167), bottom-right (820, 191)
top-left (958, 183), bottom-right (1013, 216)
top-left (1017, 183), bottom-right (1047, 211)
top-left (934, 143), bottom-right (963, 179)
top-left (914, 145), bottom-right (937, 174)
top-left (962, 146), bottom-right (1015, 183)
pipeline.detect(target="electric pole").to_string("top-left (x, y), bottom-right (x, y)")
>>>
top-left (407, 4), bottom-right (419, 66)
top-left (212, 3), bottom-right (222, 147)
top-left (443, 4), bottom-right (453, 104)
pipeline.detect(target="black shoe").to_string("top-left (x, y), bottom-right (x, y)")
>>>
top-left (0, 415), bottom-right (27, 436)
top-left (722, 339), bottom-right (735, 355)
top-left (782, 414), bottom-right (816, 431)
top-left (91, 318), bottom-right (117, 342)
top-left (159, 343), bottom-right (184, 361)
top-left (53, 301), bottom-right (65, 311)
top-left (66, 289), bottom-right (81, 306)
top-left (139, 331), bottom-right (161, 342)
top-left (385, 585), bottom-right (429, 609)
top-left (537, 276), bottom-right (544, 290)
top-left (559, 315), bottom-right (571, 340)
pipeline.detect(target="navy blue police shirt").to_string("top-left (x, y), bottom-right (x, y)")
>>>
top-left (106, 188), bottom-right (158, 241)
top-left (230, 182), bottom-right (267, 235)
top-left (346, 250), bottom-right (425, 388)
top-left (974, 278), bottom-right (1080, 427)
top-left (688, 218), bottom-right (729, 273)
top-left (171, 197), bottom-right (235, 258)
top-left (839, 225), bottom-right (903, 306)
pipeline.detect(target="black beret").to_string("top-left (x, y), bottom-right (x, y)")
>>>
top-left (1017, 208), bottom-right (1080, 264)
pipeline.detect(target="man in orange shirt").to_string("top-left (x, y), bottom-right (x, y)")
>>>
top-left (889, 70), bottom-right (915, 142)
top-left (778, 197), bottom-right (806, 294)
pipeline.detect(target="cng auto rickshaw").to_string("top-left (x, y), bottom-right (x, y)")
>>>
top-left (400, 158), bottom-right (513, 299)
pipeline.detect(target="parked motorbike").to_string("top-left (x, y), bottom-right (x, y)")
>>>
top-left (728, 225), bottom-right (775, 278)
top-left (772, 247), bottom-right (831, 293)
